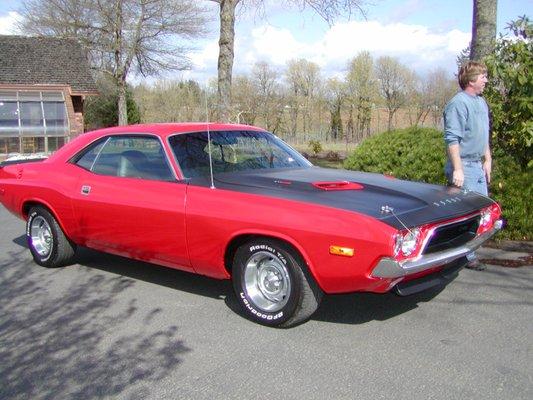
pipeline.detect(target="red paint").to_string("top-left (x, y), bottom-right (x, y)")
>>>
top-left (312, 181), bottom-right (364, 191)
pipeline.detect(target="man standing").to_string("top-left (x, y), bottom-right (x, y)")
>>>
top-left (443, 61), bottom-right (492, 270)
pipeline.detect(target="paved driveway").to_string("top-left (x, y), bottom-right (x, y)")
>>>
top-left (0, 206), bottom-right (531, 400)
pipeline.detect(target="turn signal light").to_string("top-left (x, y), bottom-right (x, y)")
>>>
top-left (329, 246), bottom-right (354, 257)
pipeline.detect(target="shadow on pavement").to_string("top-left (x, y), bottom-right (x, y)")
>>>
top-left (0, 247), bottom-right (191, 400)
top-left (13, 234), bottom-right (28, 248)
top-left (9, 238), bottom-right (448, 329)
top-left (15, 234), bottom-right (522, 330)
top-left (75, 247), bottom-right (234, 300)
top-left (312, 286), bottom-right (445, 325)
top-left (74, 247), bottom-right (445, 327)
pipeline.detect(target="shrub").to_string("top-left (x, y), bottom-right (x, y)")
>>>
top-left (326, 150), bottom-right (340, 161)
top-left (308, 140), bottom-right (323, 156)
top-left (85, 78), bottom-right (141, 130)
top-left (484, 16), bottom-right (533, 169)
top-left (343, 126), bottom-right (531, 240)
top-left (489, 150), bottom-right (533, 240)
top-left (343, 127), bottom-right (447, 184)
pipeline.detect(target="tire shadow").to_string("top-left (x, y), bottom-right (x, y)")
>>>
top-left (312, 286), bottom-right (446, 325)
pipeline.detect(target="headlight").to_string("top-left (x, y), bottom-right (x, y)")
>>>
top-left (480, 209), bottom-right (491, 227)
top-left (394, 228), bottom-right (420, 257)
top-left (477, 203), bottom-right (502, 235)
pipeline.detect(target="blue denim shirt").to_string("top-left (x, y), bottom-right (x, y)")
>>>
top-left (443, 91), bottom-right (489, 160)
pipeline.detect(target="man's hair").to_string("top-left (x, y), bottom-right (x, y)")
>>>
top-left (458, 61), bottom-right (487, 90)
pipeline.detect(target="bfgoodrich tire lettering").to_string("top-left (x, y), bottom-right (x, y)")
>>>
top-left (27, 206), bottom-right (76, 268)
top-left (232, 238), bottom-right (322, 327)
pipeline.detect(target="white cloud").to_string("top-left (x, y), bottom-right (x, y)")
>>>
top-left (189, 39), bottom-right (220, 71)
top-left (0, 11), bottom-right (21, 34)
top-left (264, 21), bottom-right (468, 74)
top-left (186, 19), bottom-right (470, 82)
top-left (245, 26), bottom-right (313, 66)
top-left (132, 15), bottom-right (472, 85)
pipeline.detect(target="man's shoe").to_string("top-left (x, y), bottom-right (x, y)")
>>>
top-left (465, 259), bottom-right (486, 271)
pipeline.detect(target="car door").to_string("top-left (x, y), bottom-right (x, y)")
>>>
top-left (70, 134), bottom-right (192, 272)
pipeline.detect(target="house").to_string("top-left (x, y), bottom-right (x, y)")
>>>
top-left (0, 35), bottom-right (97, 158)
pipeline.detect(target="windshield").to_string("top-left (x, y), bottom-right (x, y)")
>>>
top-left (169, 130), bottom-right (311, 178)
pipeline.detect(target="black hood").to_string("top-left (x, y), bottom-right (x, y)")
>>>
top-left (191, 167), bottom-right (495, 229)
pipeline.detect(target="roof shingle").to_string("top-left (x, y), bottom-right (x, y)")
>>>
top-left (0, 35), bottom-right (98, 94)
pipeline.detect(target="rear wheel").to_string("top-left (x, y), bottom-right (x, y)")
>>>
top-left (232, 238), bottom-right (322, 327)
top-left (27, 206), bottom-right (76, 267)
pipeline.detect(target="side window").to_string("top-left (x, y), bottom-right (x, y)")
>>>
top-left (74, 135), bottom-right (174, 181)
top-left (170, 133), bottom-right (210, 178)
top-left (75, 140), bottom-right (106, 171)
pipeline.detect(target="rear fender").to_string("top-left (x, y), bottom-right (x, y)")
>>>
top-left (21, 199), bottom-right (75, 243)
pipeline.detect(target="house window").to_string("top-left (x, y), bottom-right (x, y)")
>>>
top-left (21, 137), bottom-right (45, 153)
top-left (20, 102), bottom-right (45, 135)
top-left (0, 137), bottom-right (19, 154)
top-left (0, 101), bottom-right (19, 130)
top-left (43, 102), bottom-right (68, 134)
top-left (0, 90), bottom-right (70, 156)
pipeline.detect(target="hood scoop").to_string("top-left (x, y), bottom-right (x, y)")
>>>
top-left (312, 181), bottom-right (364, 191)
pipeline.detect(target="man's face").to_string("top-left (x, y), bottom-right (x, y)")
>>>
top-left (470, 73), bottom-right (488, 94)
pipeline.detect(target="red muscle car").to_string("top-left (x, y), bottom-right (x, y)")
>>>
top-left (0, 123), bottom-right (503, 327)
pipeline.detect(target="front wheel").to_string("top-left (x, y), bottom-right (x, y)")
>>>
top-left (27, 206), bottom-right (76, 268)
top-left (232, 238), bottom-right (322, 327)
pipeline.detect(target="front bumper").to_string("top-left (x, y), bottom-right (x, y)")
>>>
top-left (371, 219), bottom-right (503, 279)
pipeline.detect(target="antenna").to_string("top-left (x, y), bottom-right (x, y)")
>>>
top-left (205, 87), bottom-right (215, 189)
top-left (381, 205), bottom-right (413, 234)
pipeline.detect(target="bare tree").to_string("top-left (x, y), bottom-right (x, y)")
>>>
top-left (134, 79), bottom-right (205, 123)
top-left (19, 0), bottom-right (208, 125)
top-left (232, 75), bottom-right (259, 124)
top-left (471, 0), bottom-right (498, 60)
top-left (325, 78), bottom-right (345, 141)
top-left (345, 51), bottom-right (376, 141)
top-left (425, 68), bottom-right (458, 126)
top-left (208, 0), bottom-right (369, 122)
top-left (285, 58), bottom-right (321, 137)
top-left (252, 61), bottom-right (281, 132)
top-left (375, 56), bottom-right (412, 131)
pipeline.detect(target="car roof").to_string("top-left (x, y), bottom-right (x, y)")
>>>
top-left (87, 122), bottom-right (264, 139)
top-left (48, 122), bottom-right (267, 163)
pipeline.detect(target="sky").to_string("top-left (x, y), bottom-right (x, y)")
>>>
top-left (0, 0), bottom-right (531, 84)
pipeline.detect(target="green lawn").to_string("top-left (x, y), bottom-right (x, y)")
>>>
top-left (308, 157), bottom-right (344, 169)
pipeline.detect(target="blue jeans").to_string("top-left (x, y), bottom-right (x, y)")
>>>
top-left (445, 159), bottom-right (488, 266)
top-left (445, 160), bottom-right (488, 196)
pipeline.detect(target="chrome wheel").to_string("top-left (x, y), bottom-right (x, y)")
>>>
top-left (30, 215), bottom-right (53, 258)
top-left (243, 251), bottom-right (291, 312)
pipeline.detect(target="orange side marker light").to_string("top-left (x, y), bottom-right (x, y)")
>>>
top-left (329, 246), bottom-right (354, 257)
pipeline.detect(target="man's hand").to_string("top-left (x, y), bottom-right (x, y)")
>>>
top-left (483, 159), bottom-right (492, 184)
top-left (452, 168), bottom-right (464, 187)
top-left (447, 144), bottom-right (464, 187)
top-left (484, 147), bottom-right (492, 184)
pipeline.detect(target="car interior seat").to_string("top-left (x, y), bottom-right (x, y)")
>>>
top-left (117, 150), bottom-right (148, 178)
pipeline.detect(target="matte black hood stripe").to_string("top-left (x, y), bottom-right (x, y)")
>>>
top-left (188, 167), bottom-right (495, 230)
